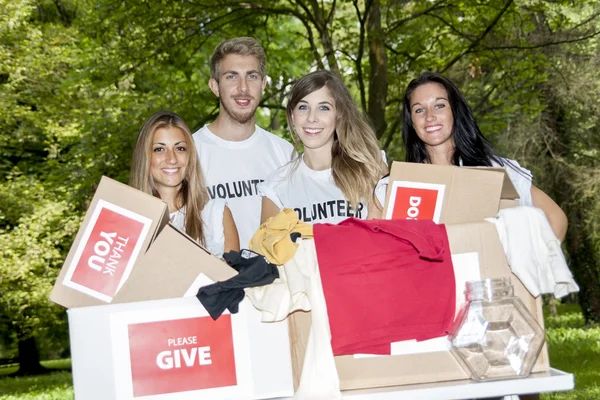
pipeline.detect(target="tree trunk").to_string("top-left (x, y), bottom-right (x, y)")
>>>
top-left (307, 0), bottom-right (339, 74)
top-left (12, 336), bottom-right (49, 376)
top-left (366, 0), bottom-right (388, 139)
top-left (547, 296), bottom-right (558, 318)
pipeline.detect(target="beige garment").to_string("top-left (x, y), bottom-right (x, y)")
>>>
top-left (245, 238), bottom-right (342, 400)
top-left (244, 256), bottom-right (311, 323)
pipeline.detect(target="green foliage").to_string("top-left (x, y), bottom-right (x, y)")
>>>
top-left (543, 387), bottom-right (600, 400)
top-left (0, 175), bottom-right (79, 353)
top-left (545, 312), bottom-right (587, 330)
top-left (1, 0), bottom-right (600, 365)
top-left (543, 307), bottom-right (600, 399)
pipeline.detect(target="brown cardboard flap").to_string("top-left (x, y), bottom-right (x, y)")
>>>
top-left (112, 225), bottom-right (237, 304)
top-left (289, 221), bottom-right (549, 391)
top-left (445, 167), bottom-right (504, 224)
top-left (383, 162), bottom-right (519, 224)
top-left (500, 199), bottom-right (520, 210)
top-left (446, 222), bottom-right (507, 277)
top-left (50, 176), bottom-right (169, 309)
top-left (466, 166), bottom-right (520, 200)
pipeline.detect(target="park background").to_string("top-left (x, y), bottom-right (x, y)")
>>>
top-left (1, 0), bottom-right (600, 398)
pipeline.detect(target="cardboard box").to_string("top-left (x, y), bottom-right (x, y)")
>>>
top-left (68, 222), bottom-right (295, 399)
top-left (290, 161), bottom-right (549, 391)
top-left (69, 298), bottom-right (294, 400)
top-left (50, 177), bottom-right (169, 308)
top-left (289, 222), bottom-right (549, 390)
top-left (112, 224), bottom-right (237, 303)
top-left (382, 162), bottom-right (519, 223)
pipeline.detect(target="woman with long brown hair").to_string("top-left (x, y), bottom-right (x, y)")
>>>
top-left (130, 111), bottom-right (239, 256)
top-left (259, 70), bottom-right (386, 224)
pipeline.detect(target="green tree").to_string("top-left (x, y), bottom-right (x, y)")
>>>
top-left (82, 0), bottom-right (600, 322)
top-left (0, 0), bottom-right (83, 373)
top-left (2, 1), bottom-right (600, 375)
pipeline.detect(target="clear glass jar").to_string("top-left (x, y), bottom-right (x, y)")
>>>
top-left (448, 277), bottom-right (545, 381)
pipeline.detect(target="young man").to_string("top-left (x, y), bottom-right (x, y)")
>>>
top-left (193, 37), bottom-right (294, 247)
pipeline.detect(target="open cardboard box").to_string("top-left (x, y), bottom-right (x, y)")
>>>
top-left (50, 176), bottom-right (170, 308)
top-left (111, 224), bottom-right (237, 303)
top-left (50, 178), bottom-right (294, 399)
top-left (68, 224), bottom-right (294, 400)
top-left (382, 161), bottom-right (520, 223)
top-left (289, 162), bottom-right (549, 391)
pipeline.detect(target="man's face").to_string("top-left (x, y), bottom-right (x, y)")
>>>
top-left (209, 54), bottom-right (266, 124)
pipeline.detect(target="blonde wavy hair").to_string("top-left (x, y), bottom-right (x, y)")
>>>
top-left (286, 70), bottom-right (385, 209)
top-left (130, 111), bottom-right (209, 244)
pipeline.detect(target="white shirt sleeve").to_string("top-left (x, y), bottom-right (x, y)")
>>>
top-left (257, 170), bottom-right (286, 210)
top-left (381, 150), bottom-right (388, 166)
top-left (501, 158), bottom-right (533, 207)
top-left (201, 199), bottom-right (227, 258)
top-left (374, 176), bottom-right (389, 208)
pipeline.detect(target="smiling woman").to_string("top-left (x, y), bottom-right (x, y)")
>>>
top-left (129, 111), bottom-right (240, 257)
top-left (258, 70), bottom-right (387, 225)
top-left (150, 127), bottom-right (190, 196)
top-left (408, 82), bottom-right (455, 163)
top-left (370, 72), bottom-right (568, 242)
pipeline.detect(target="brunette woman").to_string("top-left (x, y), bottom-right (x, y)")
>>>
top-left (371, 72), bottom-right (567, 241)
top-left (130, 111), bottom-right (239, 256)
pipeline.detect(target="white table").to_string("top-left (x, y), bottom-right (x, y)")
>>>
top-left (276, 368), bottom-right (573, 399)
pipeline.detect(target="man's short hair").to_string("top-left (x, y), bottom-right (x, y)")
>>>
top-left (209, 37), bottom-right (267, 81)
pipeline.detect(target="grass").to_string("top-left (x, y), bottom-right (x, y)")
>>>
top-left (0, 306), bottom-right (597, 399)
top-left (0, 360), bottom-right (73, 400)
top-left (541, 304), bottom-right (600, 400)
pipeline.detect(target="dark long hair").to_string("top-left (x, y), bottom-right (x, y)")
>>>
top-left (402, 72), bottom-right (504, 167)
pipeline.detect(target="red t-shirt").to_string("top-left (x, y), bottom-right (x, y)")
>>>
top-left (313, 218), bottom-right (455, 355)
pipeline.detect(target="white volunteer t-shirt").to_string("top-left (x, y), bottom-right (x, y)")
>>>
top-left (193, 125), bottom-right (294, 246)
top-left (374, 157), bottom-right (534, 207)
top-left (258, 157), bottom-right (368, 225)
top-left (170, 199), bottom-right (227, 258)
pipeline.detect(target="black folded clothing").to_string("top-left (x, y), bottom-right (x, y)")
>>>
top-left (196, 249), bottom-right (279, 320)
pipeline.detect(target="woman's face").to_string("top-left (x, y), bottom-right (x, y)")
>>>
top-left (291, 86), bottom-right (337, 152)
top-left (409, 82), bottom-right (455, 152)
top-left (150, 127), bottom-right (189, 191)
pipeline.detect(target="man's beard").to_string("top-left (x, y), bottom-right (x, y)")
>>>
top-left (220, 96), bottom-right (259, 125)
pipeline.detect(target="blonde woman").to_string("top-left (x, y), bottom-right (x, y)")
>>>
top-left (259, 70), bottom-right (386, 224)
top-left (130, 111), bottom-right (239, 257)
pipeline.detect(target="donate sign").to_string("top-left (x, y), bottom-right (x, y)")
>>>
top-left (127, 316), bottom-right (237, 397)
top-left (385, 181), bottom-right (446, 223)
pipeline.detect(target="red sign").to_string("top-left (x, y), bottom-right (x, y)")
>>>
top-left (389, 186), bottom-right (441, 221)
top-left (128, 315), bottom-right (237, 397)
top-left (69, 206), bottom-right (146, 299)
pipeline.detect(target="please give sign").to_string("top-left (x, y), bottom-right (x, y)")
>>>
top-left (109, 301), bottom-right (254, 400)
